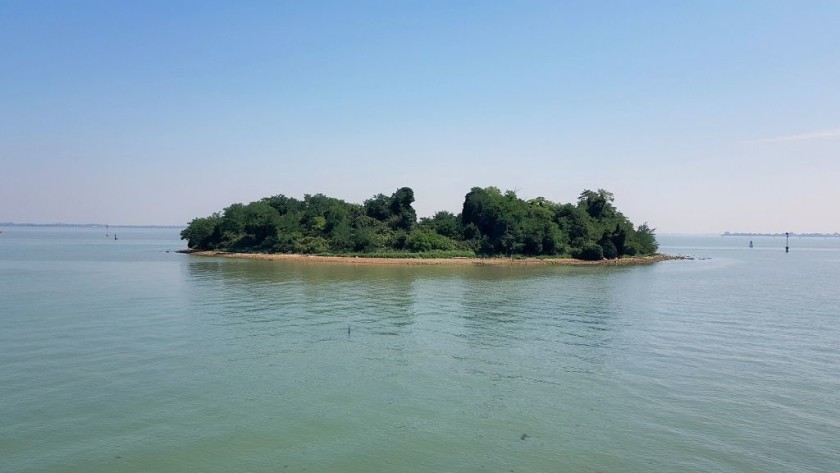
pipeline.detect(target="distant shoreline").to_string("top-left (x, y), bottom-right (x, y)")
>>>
top-left (0, 223), bottom-right (184, 229)
top-left (722, 232), bottom-right (840, 238)
top-left (181, 250), bottom-right (687, 266)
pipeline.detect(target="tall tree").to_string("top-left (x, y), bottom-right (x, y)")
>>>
top-left (389, 187), bottom-right (417, 231)
top-left (578, 189), bottom-right (615, 219)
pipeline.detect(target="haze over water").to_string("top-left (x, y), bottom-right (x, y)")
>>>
top-left (1, 227), bottom-right (837, 472)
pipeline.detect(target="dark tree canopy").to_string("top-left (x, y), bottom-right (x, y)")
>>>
top-left (181, 187), bottom-right (658, 260)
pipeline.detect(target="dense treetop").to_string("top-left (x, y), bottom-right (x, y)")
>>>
top-left (181, 187), bottom-right (658, 260)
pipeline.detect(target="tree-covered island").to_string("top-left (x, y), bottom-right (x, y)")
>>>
top-left (181, 187), bottom-right (658, 261)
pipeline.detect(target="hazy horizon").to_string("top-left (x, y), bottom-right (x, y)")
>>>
top-left (2, 218), bottom-right (839, 238)
top-left (2, 2), bottom-right (838, 233)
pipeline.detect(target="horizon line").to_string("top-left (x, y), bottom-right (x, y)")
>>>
top-left (0, 222), bottom-right (185, 228)
top-left (4, 223), bottom-right (839, 236)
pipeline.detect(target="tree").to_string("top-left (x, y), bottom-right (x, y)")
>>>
top-left (241, 201), bottom-right (281, 247)
top-left (554, 203), bottom-right (592, 248)
top-left (631, 223), bottom-right (658, 255)
top-left (419, 211), bottom-right (461, 239)
top-left (262, 194), bottom-right (302, 215)
top-left (575, 243), bottom-right (604, 261)
top-left (461, 187), bottom-right (523, 254)
top-left (404, 229), bottom-right (457, 252)
top-left (364, 194), bottom-right (391, 221)
top-left (389, 187), bottom-right (417, 231)
top-left (180, 186), bottom-right (658, 259)
top-left (578, 189), bottom-right (615, 219)
top-left (181, 214), bottom-right (221, 248)
top-left (218, 203), bottom-right (249, 247)
top-left (598, 233), bottom-right (618, 259)
top-left (609, 224), bottom-right (629, 256)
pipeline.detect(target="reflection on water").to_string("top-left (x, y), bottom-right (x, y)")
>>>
top-left (185, 257), bottom-right (629, 378)
top-left (186, 259), bottom-right (420, 333)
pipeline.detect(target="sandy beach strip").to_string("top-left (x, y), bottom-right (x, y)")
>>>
top-left (182, 250), bottom-right (686, 266)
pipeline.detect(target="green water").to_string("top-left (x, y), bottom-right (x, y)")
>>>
top-left (1, 227), bottom-right (838, 472)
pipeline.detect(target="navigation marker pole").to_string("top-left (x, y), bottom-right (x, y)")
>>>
top-left (785, 232), bottom-right (789, 253)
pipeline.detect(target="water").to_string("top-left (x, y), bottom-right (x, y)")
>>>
top-left (1, 227), bottom-right (838, 472)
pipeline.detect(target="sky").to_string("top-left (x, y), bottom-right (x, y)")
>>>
top-left (1, 1), bottom-right (838, 233)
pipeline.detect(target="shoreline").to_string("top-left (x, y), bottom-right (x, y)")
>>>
top-left (180, 250), bottom-right (688, 266)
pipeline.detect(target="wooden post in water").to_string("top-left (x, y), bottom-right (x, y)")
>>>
top-left (785, 232), bottom-right (789, 253)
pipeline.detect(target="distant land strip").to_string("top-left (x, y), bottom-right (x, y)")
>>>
top-left (722, 232), bottom-right (840, 238)
top-left (0, 223), bottom-right (185, 229)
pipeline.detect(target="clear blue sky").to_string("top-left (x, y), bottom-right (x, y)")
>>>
top-left (2, 1), bottom-right (838, 233)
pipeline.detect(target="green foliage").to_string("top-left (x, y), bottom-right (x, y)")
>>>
top-left (578, 189), bottom-right (615, 219)
top-left (631, 223), bottom-right (659, 255)
top-left (180, 186), bottom-right (658, 260)
top-left (461, 187), bottom-right (527, 255)
top-left (419, 211), bottom-right (462, 239)
top-left (404, 229), bottom-right (459, 252)
top-left (180, 214), bottom-right (221, 248)
top-left (388, 187), bottom-right (417, 231)
top-left (363, 187), bottom-right (418, 232)
top-left (554, 203), bottom-right (592, 244)
top-left (328, 220), bottom-right (354, 252)
top-left (242, 201), bottom-right (282, 247)
top-left (293, 236), bottom-right (330, 254)
top-left (574, 243), bottom-right (605, 261)
top-left (598, 234), bottom-right (618, 259)
top-left (364, 194), bottom-right (391, 221)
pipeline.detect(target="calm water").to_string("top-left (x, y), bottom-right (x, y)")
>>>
top-left (1, 227), bottom-right (838, 472)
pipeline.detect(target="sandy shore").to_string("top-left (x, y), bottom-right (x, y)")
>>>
top-left (182, 250), bottom-right (687, 266)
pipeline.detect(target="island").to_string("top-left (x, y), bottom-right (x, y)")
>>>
top-left (181, 187), bottom-right (669, 264)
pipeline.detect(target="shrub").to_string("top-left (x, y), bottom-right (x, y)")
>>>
top-left (573, 243), bottom-right (604, 261)
top-left (599, 237), bottom-right (618, 259)
top-left (293, 236), bottom-right (330, 254)
top-left (403, 230), bottom-right (458, 252)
